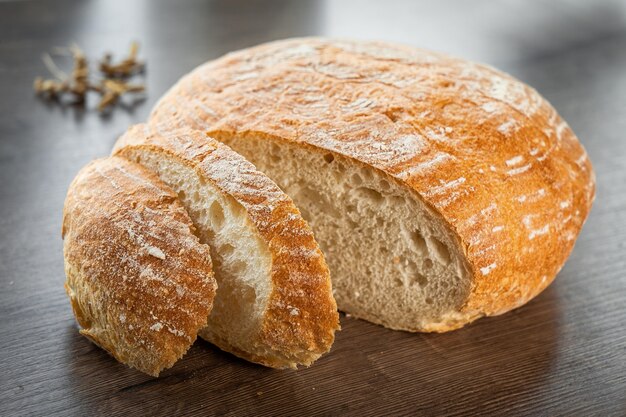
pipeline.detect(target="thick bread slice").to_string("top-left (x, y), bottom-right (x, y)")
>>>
top-left (62, 156), bottom-right (217, 376)
top-left (113, 124), bottom-right (339, 368)
top-left (149, 37), bottom-right (595, 332)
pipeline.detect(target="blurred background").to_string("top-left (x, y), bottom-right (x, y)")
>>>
top-left (1, 1), bottom-right (625, 415)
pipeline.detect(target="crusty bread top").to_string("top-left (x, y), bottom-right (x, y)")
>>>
top-left (62, 156), bottom-right (216, 376)
top-left (113, 125), bottom-right (339, 367)
top-left (150, 38), bottom-right (595, 317)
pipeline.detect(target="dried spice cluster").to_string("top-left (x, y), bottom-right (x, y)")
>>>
top-left (34, 42), bottom-right (145, 111)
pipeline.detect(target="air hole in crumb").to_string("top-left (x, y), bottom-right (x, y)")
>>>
top-left (356, 187), bottom-right (384, 204)
top-left (376, 217), bottom-right (384, 227)
top-left (240, 284), bottom-right (256, 304)
top-left (323, 153), bottom-right (335, 163)
top-left (220, 243), bottom-right (235, 258)
top-left (231, 260), bottom-right (247, 274)
top-left (428, 238), bottom-right (451, 265)
top-left (410, 274), bottom-right (428, 288)
top-left (394, 277), bottom-right (404, 287)
top-left (379, 180), bottom-right (390, 191)
top-left (423, 258), bottom-right (433, 270)
top-left (351, 173), bottom-right (363, 186)
top-left (270, 154), bottom-right (281, 164)
top-left (178, 190), bottom-right (187, 200)
top-left (425, 297), bottom-right (434, 305)
top-left (411, 231), bottom-right (427, 253)
top-left (209, 201), bottom-right (225, 229)
top-left (269, 143), bottom-right (280, 156)
top-left (405, 259), bottom-right (418, 273)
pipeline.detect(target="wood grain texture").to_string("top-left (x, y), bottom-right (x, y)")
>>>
top-left (0, 0), bottom-right (625, 416)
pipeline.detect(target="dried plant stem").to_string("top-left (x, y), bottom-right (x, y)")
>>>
top-left (34, 42), bottom-right (146, 111)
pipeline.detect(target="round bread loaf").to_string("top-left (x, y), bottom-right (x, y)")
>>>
top-left (149, 38), bottom-right (595, 332)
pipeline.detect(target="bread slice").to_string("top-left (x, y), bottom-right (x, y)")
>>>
top-left (113, 124), bottom-right (339, 368)
top-left (62, 156), bottom-right (217, 376)
top-left (149, 37), bottom-right (596, 332)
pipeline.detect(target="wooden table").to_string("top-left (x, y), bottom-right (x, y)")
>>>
top-left (1, 1), bottom-right (625, 415)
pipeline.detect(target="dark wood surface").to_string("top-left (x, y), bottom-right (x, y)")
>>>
top-left (1, 1), bottom-right (625, 415)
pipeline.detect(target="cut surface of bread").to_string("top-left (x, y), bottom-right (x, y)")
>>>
top-left (149, 37), bottom-right (596, 332)
top-left (113, 124), bottom-right (339, 368)
top-left (62, 156), bottom-right (217, 376)
top-left (211, 135), bottom-right (472, 331)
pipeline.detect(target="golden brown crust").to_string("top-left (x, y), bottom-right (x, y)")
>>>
top-left (149, 38), bottom-right (595, 324)
top-left (113, 124), bottom-right (339, 368)
top-left (62, 156), bottom-right (216, 376)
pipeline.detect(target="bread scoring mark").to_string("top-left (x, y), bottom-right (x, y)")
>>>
top-left (481, 202), bottom-right (497, 215)
top-left (529, 224), bottom-right (550, 240)
top-left (464, 202), bottom-right (497, 226)
top-left (576, 151), bottom-right (588, 167)
top-left (425, 177), bottom-right (466, 196)
top-left (523, 215), bottom-right (551, 240)
top-left (481, 101), bottom-right (500, 114)
top-left (341, 98), bottom-right (376, 111)
top-left (311, 130), bottom-right (425, 168)
top-left (94, 165), bottom-right (122, 191)
top-left (498, 120), bottom-right (517, 135)
top-left (505, 155), bottom-right (524, 166)
top-left (517, 188), bottom-right (546, 203)
top-left (555, 121), bottom-right (568, 141)
top-left (397, 152), bottom-right (455, 180)
top-left (147, 246), bottom-right (166, 260)
top-left (194, 98), bottom-right (218, 118)
top-left (167, 327), bottom-right (185, 337)
top-left (474, 244), bottom-right (496, 256)
top-left (506, 164), bottom-right (532, 176)
top-left (112, 164), bottom-right (165, 194)
top-left (233, 72), bottom-right (259, 81)
top-left (480, 262), bottom-right (497, 275)
top-left (564, 230), bottom-right (577, 241)
top-left (424, 126), bottom-right (452, 142)
top-left (522, 214), bottom-right (537, 227)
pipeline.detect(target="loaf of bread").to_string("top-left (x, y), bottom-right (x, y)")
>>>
top-left (112, 124), bottom-right (339, 368)
top-left (150, 38), bottom-right (595, 332)
top-left (62, 157), bottom-right (217, 376)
